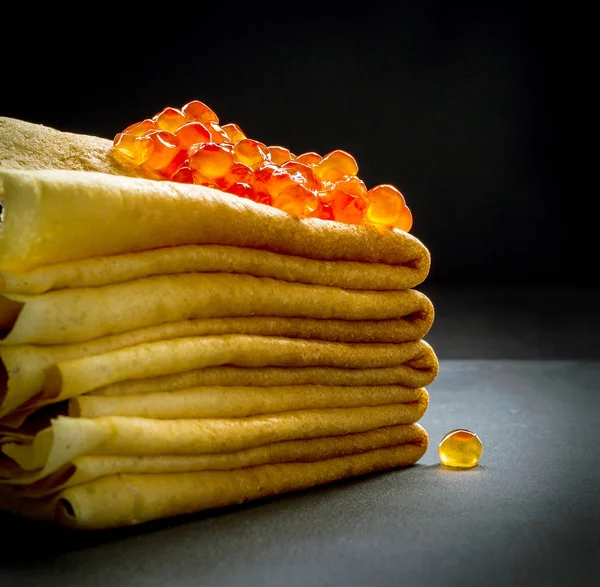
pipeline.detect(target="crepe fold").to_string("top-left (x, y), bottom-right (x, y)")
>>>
top-left (0, 337), bottom-right (437, 426)
top-left (0, 423), bottom-right (427, 497)
top-left (0, 244), bottom-right (428, 296)
top-left (0, 401), bottom-right (428, 480)
top-left (0, 168), bottom-right (430, 277)
top-left (0, 274), bottom-right (434, 345)
top-left (0, 424), bottom-right (428, 530)
top-left (0, 117), bottom-right (161, 180)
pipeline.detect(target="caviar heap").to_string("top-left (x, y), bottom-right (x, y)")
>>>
top-left (438, 429), bottom-right (483, 469)
top-left (113, 100), bottom-right (413, 231)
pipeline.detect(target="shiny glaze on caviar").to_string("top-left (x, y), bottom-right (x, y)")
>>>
top-left (113, 100), bottom-right (413, 231)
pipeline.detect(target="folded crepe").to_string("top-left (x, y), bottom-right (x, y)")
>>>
top-left (0, 423), bottom-right (428, 530)
top-left (0, 117), bottom-right (438, 529)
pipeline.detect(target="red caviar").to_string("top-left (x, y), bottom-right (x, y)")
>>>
top-left (113, 100), bottom-right (413, 231)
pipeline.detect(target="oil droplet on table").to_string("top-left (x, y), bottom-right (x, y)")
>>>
top-left (438, 429), bottom-right (483, 468)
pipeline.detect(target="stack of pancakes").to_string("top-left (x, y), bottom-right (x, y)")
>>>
top-left (0, 119), bottom-right (438, 530)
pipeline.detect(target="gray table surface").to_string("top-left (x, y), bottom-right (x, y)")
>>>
top-left (1, 285), bottom-right (599, 587)
top-left (1, 359), bottom-right (598, 587)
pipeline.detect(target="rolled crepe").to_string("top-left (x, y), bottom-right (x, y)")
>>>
top-left (1, 422), bottom-right (427, 495)
top-left (0, 116), bottom-right (160, 179)
top-left (0, 312), bottom-right (434, 418)
top-left (0, 169), bottom-right (430, 275)
top-left (70, 385), bottom-right (428, 420)
top-left (1, 402), bottom-right (428, 480)
top-left (1, 276), bottom-right (433, 345)
top-left (1, 337), bottom-right (437, 426)
top-left (44, 336), bottom-right (437, 403)
top-left (92, 363), bottom-right (438, 397)
top-left (0, 244), bottom-right (427, 295)
top-left (19, 424), bottom-right (426, 498)
top-left (0, 433), bottom-right (428, 530)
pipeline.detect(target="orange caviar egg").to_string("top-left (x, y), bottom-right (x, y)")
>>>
top-left (170, 165), bottom-right (195, 184)
top-left (272, 184), bottom-right (318, 217)
top-left (314, 150), bottom-right (358, 182)
top-left (144, 130), bottom-right (181, 170)
top-left (268, 145), bottom-right (294, 165)
top-left (113, 132), bottom-right (154, 165)
top-left (122, 118), bottom-right (156, 137)
top-left (154, 107), bottom-right (187, 133)
top-left (205, 121), bottom-right (230, 144)
top-left (439, 429), bottom-right (483, 468)
top-left (282, 161), bottom-right (320, 191)
top-left (225, 181), bottom-right (254, 199)
top-left (222, 123), bottom-right (246, 143)
top-left (189, 143), bottom-right (235, 179)
top-left (321, 176), bottom-right (367, 203)
top-left (326, 178), bottom-right (369, 224)
top-left (158, 149), bottom-right (189, 180)
top-left (182, 100), bottom-right (219, 124)
top-left (309, 197), bottom-right (335, 220)
top-left (366, 184), bottom-right (407, 226)
top-left (234, 138), bottom-right (270, 169)
top-left (295, 152), bottom-right (322, 166)
top-left (222, 161), bottom-right (254, 188)
top-left (113, 100), bottom-right (414, 232)
top-left (253, 164), bottom-right (300, 198)
top-left (394, 206), bottom-right (413, 232)
top-left (175, 121), bottom-right (212, 149)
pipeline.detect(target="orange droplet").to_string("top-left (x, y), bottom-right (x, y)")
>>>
top-left (175, 121), bottom-right (212, 149)
top-left (144, 130), bottom-right (181, 170)
top-left (189, 142), bottom-right (235, 179)
top-left (158, 149), bottom-right (189, 180)
top-left (366, 184), bottom-right (407, 226)
top-left (314, 150), bottom-right (358, 182)
top-left (272, 183), bottom-right (318, 217)
top-left (182, 100), bottom-right (219, 124)
top-left (308, 197), bottom-right (335, 220)
top-left (327, 182), bottom-right (368, 224)
top-left (225, 181), bottom-right (254, 199)
top-left (122, 118), bottom-right (156, 137)
top-left (268, 145), bottom-right (294, 165)
top-left (170, 165), bottom-right (195, 184)
top-left (254, 164), bottom-right (303, 199)
top-left (223, 161), bottom-right (254, 188)
top-left (222, 123), bottom-right (246, 143)
top-left (295, 152), bottom-right (322, 166)
top-left (282, 160), bottom-right (320, 191)
top-left (393, 206), bottom-right (413, 232)
top-left (153, 107), bottom-right (187, 133)
top-left (234, 138), bottom-right (270, 169)
top-left (113, 132), bottom-right (154, 165)
top-left (205, 121), bottom-right (231, 144)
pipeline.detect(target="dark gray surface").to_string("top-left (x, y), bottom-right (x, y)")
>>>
top-left (1, 359), bottom-right (598, 587)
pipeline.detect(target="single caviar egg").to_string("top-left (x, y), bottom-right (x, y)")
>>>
top-left (153, 107), bottom-right (187, 133)
top-left (438, 429), bottom-right (483, 468)
top-left (366, 184), bottom-right (407, 226)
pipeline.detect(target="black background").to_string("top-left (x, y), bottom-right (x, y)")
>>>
top-left (1, 3), bottom-right (587, 288)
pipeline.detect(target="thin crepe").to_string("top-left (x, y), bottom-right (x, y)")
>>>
top-left (1, 402), bottom-right (429, 481)
top-left (1, 423), bottom-right (427, 495)
top-left (69, 384), bottom-right (428, 420)
top-left (0, 313), bottom-right (434, 418)
top-left (43, 336), bottom-right (438, 405)
top-left (1, 275), bottom-right (433, 345)
top-left (0, 244), bottom-right (428, 295)
top-left (0, 117), bottom-right (160, 179)
top-left (0, 435), bottom-right (428, 530)
top-left (2, 337), bottom-right (437, 426)
top-left (0, 168), bottom-right (430, 275)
